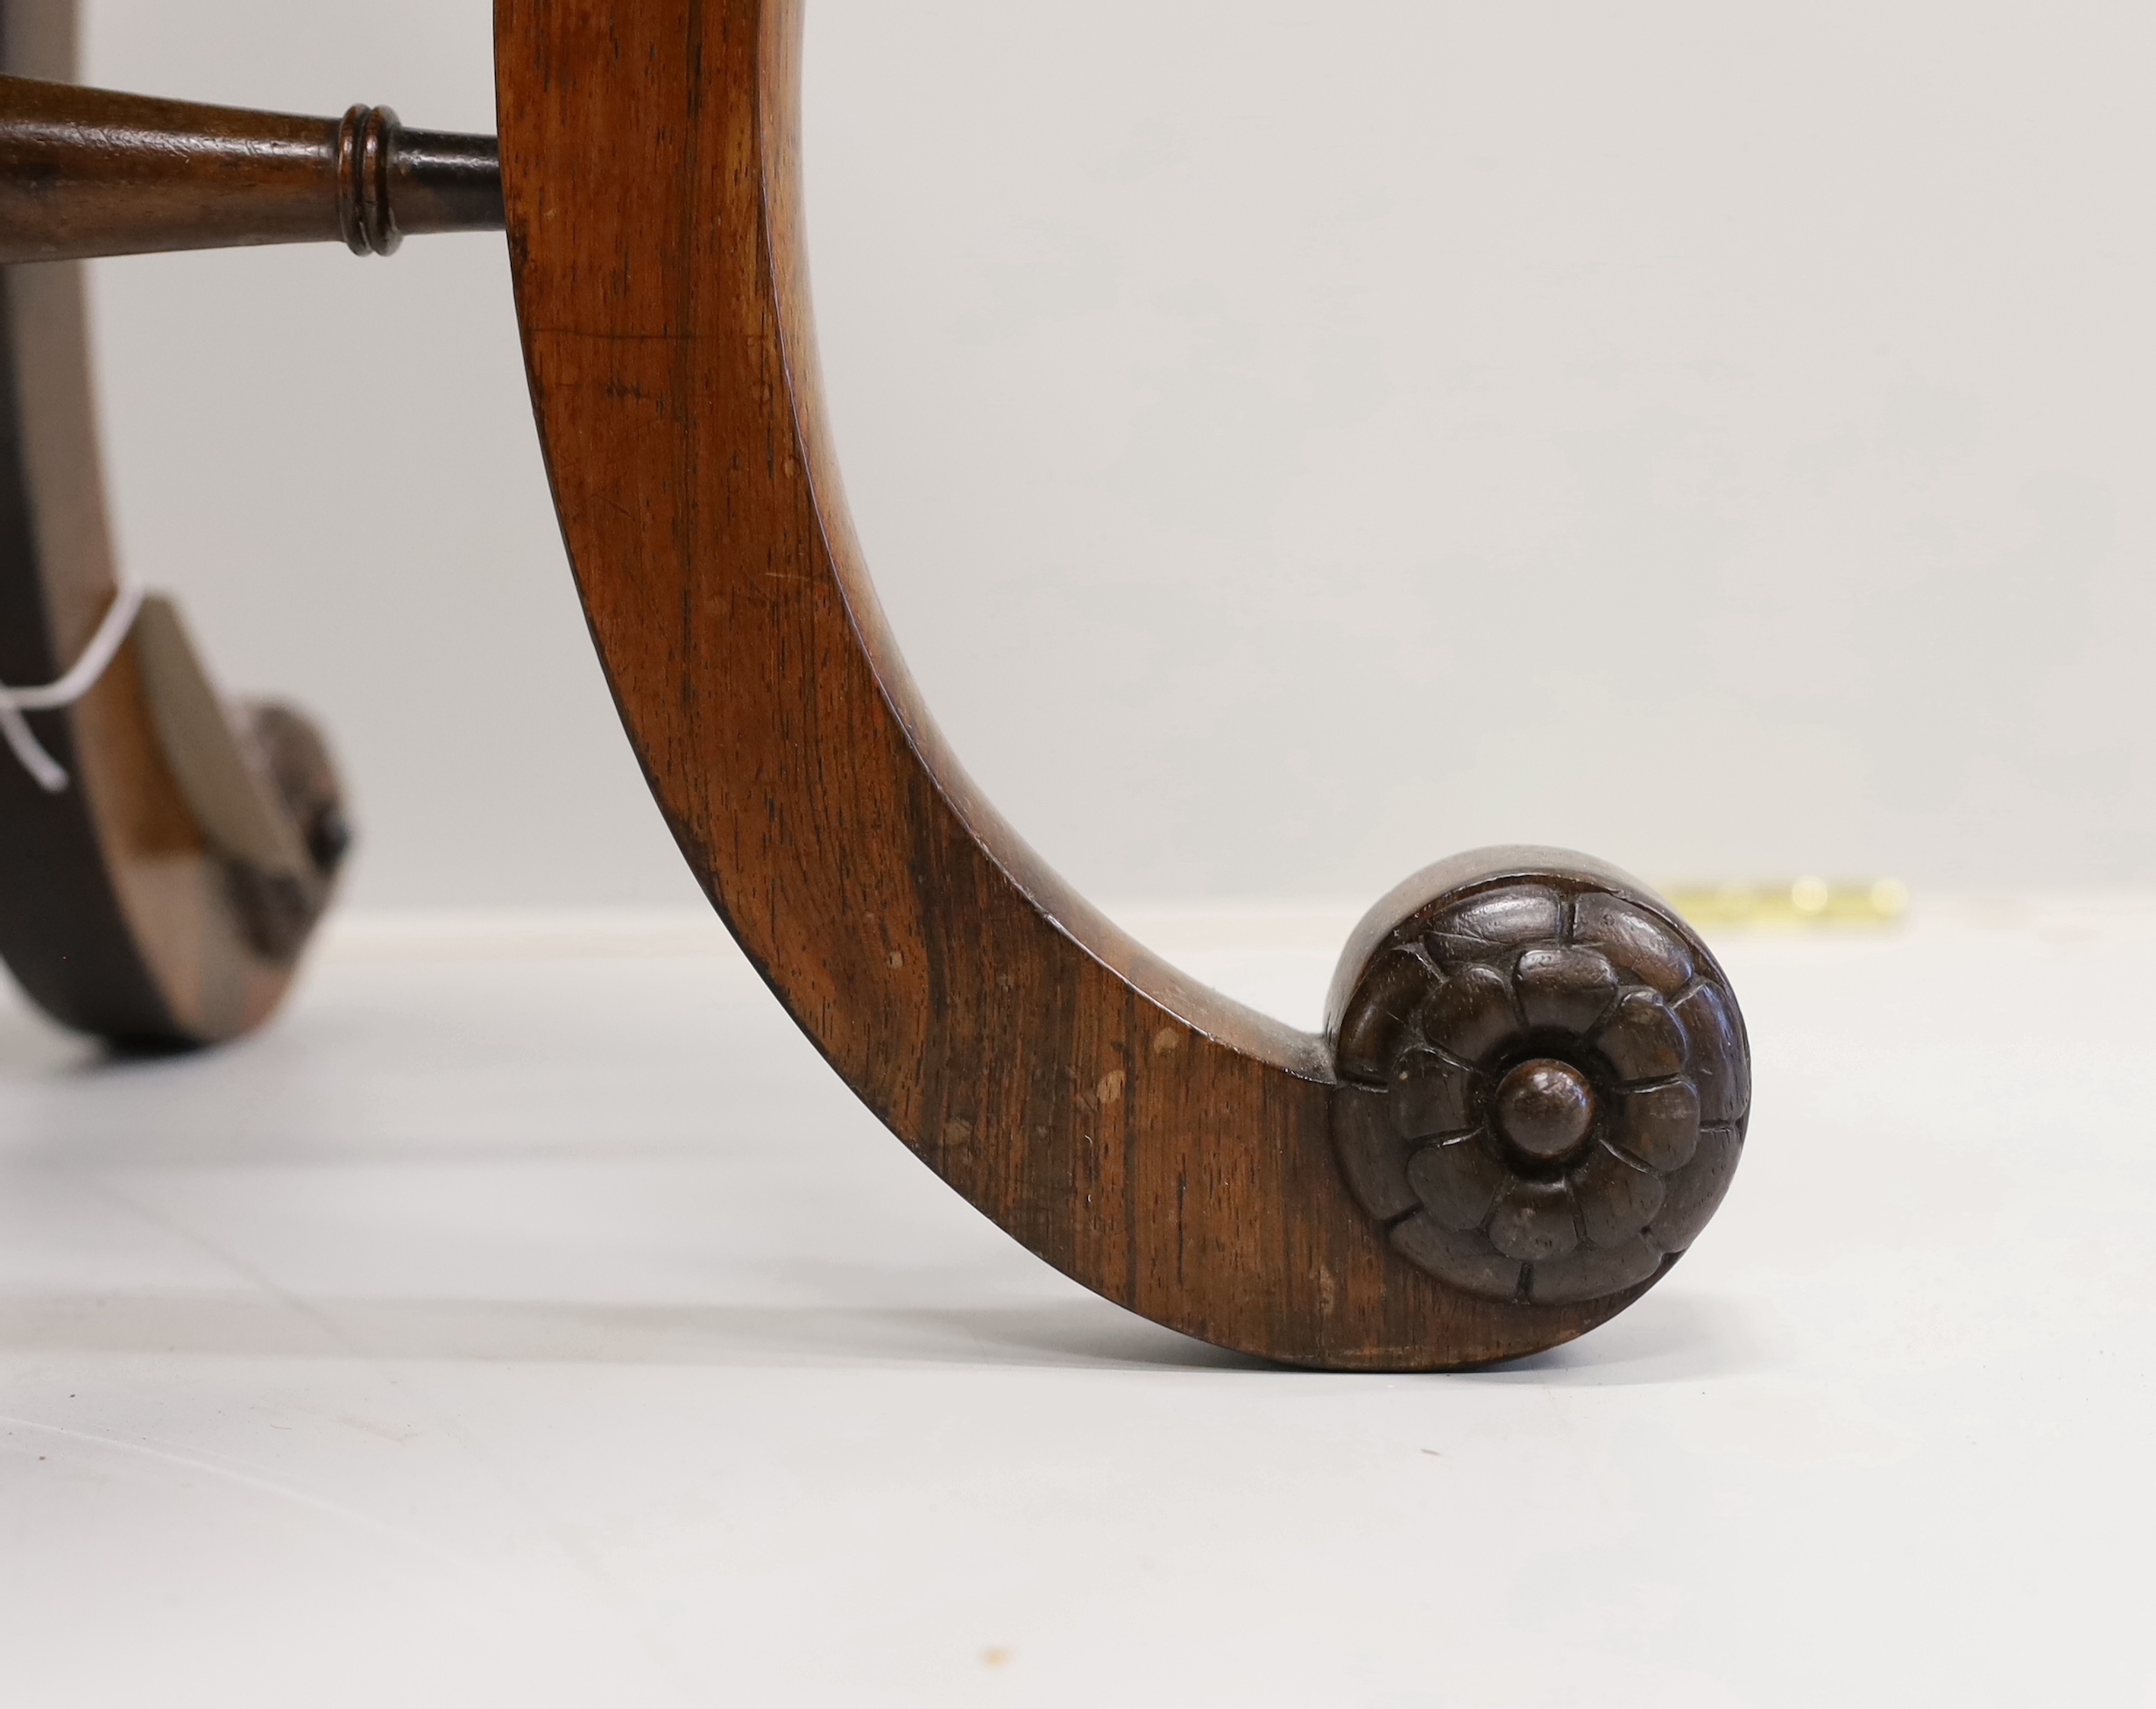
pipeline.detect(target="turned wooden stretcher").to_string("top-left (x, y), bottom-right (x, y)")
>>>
top-left (0, 0), bottom-right (1750, 1368)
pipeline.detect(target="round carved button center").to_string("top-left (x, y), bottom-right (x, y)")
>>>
top-left (1494, 1059), bottom-right (1598, 1163)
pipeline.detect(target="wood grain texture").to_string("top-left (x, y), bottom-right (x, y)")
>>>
top-left (0, 73), bottom-right (502, 264)
top-left (0, 0), bottom-right (347, 1044)
top-left (496, 0), bottom-right (1728, 1367)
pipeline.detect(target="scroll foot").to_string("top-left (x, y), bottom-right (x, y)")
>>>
top-left (1328, 846), bottom-right (1752, 1314)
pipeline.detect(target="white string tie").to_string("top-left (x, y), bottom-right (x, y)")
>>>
top-left (0, 582), bottom-right (145, 793)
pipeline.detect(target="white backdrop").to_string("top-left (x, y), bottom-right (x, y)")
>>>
top-left (75, 0), bottom-right (2156, 908)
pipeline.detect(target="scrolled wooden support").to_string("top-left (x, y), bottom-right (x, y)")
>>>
top-left (497, 0), bottom-right (1757, 1368)
top-left (0, 0), bottom-right (350, 1045)
top-left (0, 0), bottom-right (1757, 1364)
top-left (0, 73), bottom-right (501, 265)
top-left (0, 256), bottom-right (352, 1041)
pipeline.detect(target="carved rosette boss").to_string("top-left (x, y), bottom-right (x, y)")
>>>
top-left (1328, 849), bottom-right (1751, 1310)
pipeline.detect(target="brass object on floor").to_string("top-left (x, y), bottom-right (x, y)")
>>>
top-left (1668, 878), bottom-right (1911, 932)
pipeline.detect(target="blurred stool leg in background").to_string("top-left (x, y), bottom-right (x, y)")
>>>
top-left (0, 0), bottom-right (349, 1046)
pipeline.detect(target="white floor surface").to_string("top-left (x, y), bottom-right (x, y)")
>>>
top-left (0, 898), bottom-right (2149, 1707)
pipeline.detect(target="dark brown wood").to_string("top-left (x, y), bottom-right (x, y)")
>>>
top-left (0, 74), bottom-right (501, 264)
top-left (0, 0), bottom-right (348, 1043)
top-left (1328, 850), bottom-right (1750, 1309)
top-left (495, 0), bottom-right (1753, 1368)
top-left (0, 0), bottom-right (1752, 1361)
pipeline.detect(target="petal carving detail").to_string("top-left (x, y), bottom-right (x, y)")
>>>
top-left (1424, 964), bottom-right (1523, 1066)
top-left (1596, 988), bottom-right (1689, 1084)
top-left (1330, 856), bottom-right (1750, 1310)
top-left (1647, 1126), bottom-right (1742, 1254)
top-left (1488, 1176), bottom-right (1580, 1261)
top-left (1336, 946), bottom-right (1433, 1084)
top-left (1391, 1213), bottom-right (1523, 1300)
top-left (1406, 1131), bottom-right (1509, 1232)
top-left (1573, 1140), bottom-right (1667, 1247)
top-left (1426, 886), bottom-right (1565, 969)
top-left (1529, 1236), bottom-right (1664, 1304)
top-left (1572, 893), bottom-right (1697, 995)
top-left (1614, 1080), bottom-right (1702, 1172)
top-left (1516, 945), bottom-right (1619, 1034)
top-left (1389, 1048), bottom-right (1476, 1141)
top-left (1675, 981), bottom-right (1750, 1124)
top-left (1332, 1084), bottom-right (1418, 1221)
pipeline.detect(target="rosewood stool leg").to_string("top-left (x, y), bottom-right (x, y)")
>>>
top-left (0, 0), bottom-right (349, 1045)
top-left (497, 0), bottom-right (1755, 1368)
top-left (0, 0), bottom-right (1755, 1364)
